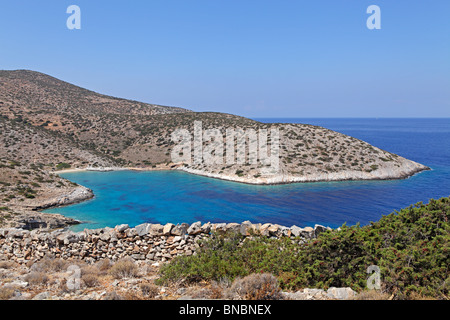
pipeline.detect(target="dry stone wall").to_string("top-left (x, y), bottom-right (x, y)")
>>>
top-left (0, 222), bottom-right (331, 265)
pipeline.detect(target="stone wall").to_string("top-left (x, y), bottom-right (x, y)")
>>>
top-left (0, 221), bottom-right (331, 265)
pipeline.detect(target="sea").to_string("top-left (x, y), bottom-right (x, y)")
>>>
top-left (43, 118), bottom-right (450, 232)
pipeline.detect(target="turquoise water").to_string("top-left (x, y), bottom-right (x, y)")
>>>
top-left (44, 118), bottom-right (450, 232)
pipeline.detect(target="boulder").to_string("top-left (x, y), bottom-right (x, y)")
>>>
top-left (326, 287), bottom-right (356, 300)
top-left (268, 224), bottom-right (281, 236)
top-left (260, 223), bottom-right (272, 236)
top-left (125, 228), bottom-right (138, 237)
top-left (290, 225), bottom-right (303, 237)
top-left (225, 223), bottom-right (240, 234)
top-left (314, 224), bottom-right (328, 237)
top-left (240, 221), bottom-right (253, 236)
top-left (56, 231), bottom-right (79, 245)
top-left (281, 291), bottom-right (308, 300)
top-left (149, 224), bottom-right (164, 236)
top-left (301, 227), bottom-right (314, 239)
top-left (201, 222), bottom-right (211, 234)
top-left (171, 223), bottom-right (189, 236)
top-left (115, 224), bottom-right (129, 233)
top-left (187, 221), bottom-right (202, 235)
top-left (32, 291), bottom-right (50, 300)
top-left (212, 223), bottom-right (227, 234)
top-left (163, 223), bottom-right (174, 236)
top-left (279, 226), bottom-right (291, 237)
top-left (135, 223), bottom-right (152, 237)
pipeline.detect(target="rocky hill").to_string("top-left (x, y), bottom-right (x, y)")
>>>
top-left (0, 70), bottom-right (429, 228)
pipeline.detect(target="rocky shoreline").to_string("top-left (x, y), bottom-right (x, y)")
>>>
top-left (178, 160), bottom-right (429, 185)
top-left (17, 160), bottom-right (428, 231)
top-left (0, 221), bottom-right (330, 265)
top-left (3, 186), bottom-right (94, 230)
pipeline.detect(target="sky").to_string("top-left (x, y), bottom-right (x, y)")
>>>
top-left (0, 0), bottom-right (449, 118)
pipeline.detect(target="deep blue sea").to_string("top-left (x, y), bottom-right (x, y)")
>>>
top-left (44, 118), bottom-right (450, 232)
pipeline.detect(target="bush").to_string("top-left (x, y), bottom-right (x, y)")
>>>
top-left (139, 282), bottom-right (159, 298)
top-left (25, 272), bottom-right (49, 286)
top-left (108, 259), bottom-right (139, 279)
top-left (102, 291), bottom-right (123, 300)
top-left (0, 287), bottom-right (15, 300)
top-left (31, 257), bottom-right (68, 273)
top-left (56, 162), bottom-right (71, 170)
top-left (82, 273), bottom-right (100, 288)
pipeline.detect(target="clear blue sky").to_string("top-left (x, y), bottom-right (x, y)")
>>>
top-left (0, 1), bottom-right (449, 118)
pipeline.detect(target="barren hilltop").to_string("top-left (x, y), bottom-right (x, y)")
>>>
top-left (0, 70), bottom-right (428, 228)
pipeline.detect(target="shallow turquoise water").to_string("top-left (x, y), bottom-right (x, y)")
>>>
top-left (44, 118), bottom-right (450, 231)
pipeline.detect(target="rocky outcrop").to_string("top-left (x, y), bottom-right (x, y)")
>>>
top-left (179, 158), bottom-right (429, 185)
top-left (0, 221), bottom-right (331, 265)
top-left (8, 213), bottom-right (80, 230)
top-left (282, 287), bottom-right (356, 300)
top-left (27, 186), bottom-right (94, 211)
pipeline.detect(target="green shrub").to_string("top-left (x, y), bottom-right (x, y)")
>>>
top-left (56, 162), bottom-right (71, 170)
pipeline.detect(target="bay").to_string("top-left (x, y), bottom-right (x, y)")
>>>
top-left (44, 118), bottom-right (450, 232)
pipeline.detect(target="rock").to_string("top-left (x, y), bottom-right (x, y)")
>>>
top-left (172, 236), bottom-right (182, 242)
top-left (279, 226), bottom-right (291, 237)
top-left (240, 221), bottom-right (253, 236)
top-left (303, 288), bottom-right (327, 300)
top-left (163, 223), bottom-right (174, 236)
top-left (301, 227), bottom-right (314, 239)
top-left (267, 224), bottom-right (280, 236)
top-left (314, 224), bottom-right (328, 237)
top-left (9, 280), bottom-right (28, 288)
top-left (125, 228), bottom-right (138, 237)
top-left (281, 291), bottom-right (308, 300)
top-left (56, 231), bottom-right (79, 245)
top-left (212, 223), bottom-right (227, 234)
top-left (149, 224), bottom-right (164, 236)
top-left (32, 291), bottom-right (50, 300)
top-left (326, 287), bottom-right (356, 300)
top-left (171, 223), bottom-right (189, 236)
top-left (290, 225), bottom-right (303, 237)
top-left (225, 223), bottom-right (240, 234)
top-left (260, 223), bottom-right (272, 236)
top-left (187, 222), bottom-right (202, 235)
top-left (99, 231), bottom-right (111, 242)
top-left (115, 224), bottom-right (129, 233)
top-left (135, 223), bottom-right (151, 237)
top-left (201, 222), bottom-right (211, 234)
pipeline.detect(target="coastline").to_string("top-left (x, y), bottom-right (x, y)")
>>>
top-left (177, 163), bottom-right (430, 185)
top-left (52, 159), bottom-right (430, 186)
top-left (33, 161), bottom-right (431, 231)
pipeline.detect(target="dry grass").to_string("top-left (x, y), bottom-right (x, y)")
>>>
top-left (102, 291), bottom-right (123, 300)
top-left (108, 258), bottom-right (139, 279)
top-left (224, 273), bottom-right (282, 300)
top-left (30, 257), bottom-right (69, 273)
top-left (24, 271), bottom-right (49, 286)
top-left (139, 282), bottom-right (159, 299)
top-left (82, 273), bottom-right (100, 288)
top-left (0, 286), bottom-right (15, 300)
top-left (95, 259), bottom-right (112, 274)
top-left (0, 261), bottom-right (17, 269)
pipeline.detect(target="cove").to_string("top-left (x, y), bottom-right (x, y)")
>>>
top-left (44, 167), bottom-right (431, 232)
top-left (43, 118), bottom-right (450, 232)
